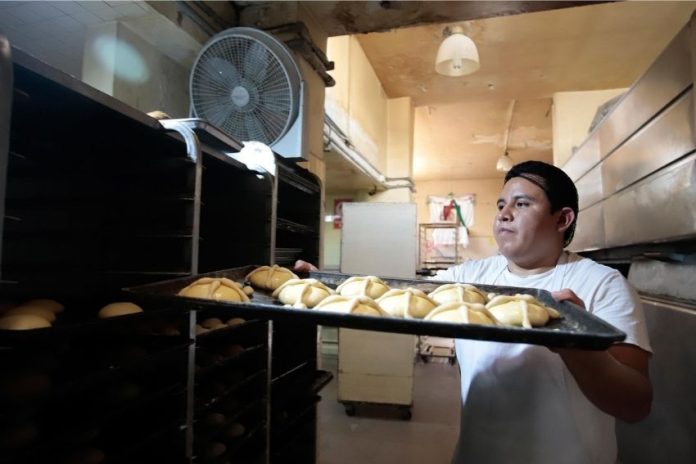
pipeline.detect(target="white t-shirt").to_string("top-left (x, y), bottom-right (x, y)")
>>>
top-left (435, 252), bottom-right (651, 464)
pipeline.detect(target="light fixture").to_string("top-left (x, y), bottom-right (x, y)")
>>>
top-left (435, 25), bottom-right (480, 77)
top-left (497, 100), bottom-right (516, 172)
top-left (496, 151), bottom-right (514, 172)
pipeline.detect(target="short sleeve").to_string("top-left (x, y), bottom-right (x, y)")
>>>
top-left (590, 271), bottom-right (652, 353)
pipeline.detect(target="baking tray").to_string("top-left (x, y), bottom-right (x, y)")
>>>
top-left (124, 265), bottom-right (626, 350)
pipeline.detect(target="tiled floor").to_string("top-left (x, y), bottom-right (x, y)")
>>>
top-left (317, 352), bottom-right (460, 464)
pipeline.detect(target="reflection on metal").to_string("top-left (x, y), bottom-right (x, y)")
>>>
top-left (324, 114), bottom-right (415, 192)
top-left (598, 27), bottom-right (692, 159)
top-left (629, 260), bottom-right (696, 302)
top-left (603, 88), bottom-right (695, 196)
top-left (563, 132), bottom-right (600, 182)
top-left (616, 297), bottom-right (696, 464)
top-left (604, 154), bottom-right (696, 248)
top-left (575, 164), bottom-right (603, 210)
top-left (0, 35), bottom-right (11, 279)
top-left (569, 202), bottom-right (604, 252)
top-left (563, 20), bottom-right (696, 252)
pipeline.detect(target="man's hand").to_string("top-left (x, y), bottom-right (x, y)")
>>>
top-left (294, 260), bottom-right (318, 272)
top-left (551, 288), bottom-right (585, 308)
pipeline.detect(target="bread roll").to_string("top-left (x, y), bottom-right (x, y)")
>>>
top-left (246, 265), bottom-right (298, 291)
top-left (4, 305), bottom-right (56, 323)
top-left (195, 324), bottom-right (209, 336)
top-left (0, 423), bottom-right (37, 449)
top-left (226, 317), bottom-right (245, 327)
top-left (178, 277), bottom-right (250, 302)
top-left (0, 314), bottom-right (51, 330)
top-left (485, 294), bottom-right (560, 328)
top-left (272, 278), bottom-right (334, 308)
top-left (336, 276), bottom-right (390, 299)
top-left (424, 302), bottom-right (495, 325)
top-left (22, 298), bottom-right (64, 313)
top-left (98, 302), bottom-right (143, 319)
top-left (376, 288), bottom-right (437, 319)
top-left (428, 283), bottom-right (488, 305)
top-left (201, 318), bottom-right (225, 330)
top-left (225, 423), bottom-right (245, 439)
top-left (314, 295), bottom-right (390, 317)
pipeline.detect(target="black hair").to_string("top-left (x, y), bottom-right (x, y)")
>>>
top-left (504, 161), bottom-right (579, 247)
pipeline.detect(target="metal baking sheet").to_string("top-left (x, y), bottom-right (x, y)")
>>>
top-left (124, 265), bottom-right (626, 350)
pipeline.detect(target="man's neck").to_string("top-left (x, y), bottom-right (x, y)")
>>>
top-left (506, 250), bottom-right (564, 277)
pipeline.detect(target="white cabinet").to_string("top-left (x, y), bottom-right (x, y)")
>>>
top-left (337, 203), bottom-right (417, 418)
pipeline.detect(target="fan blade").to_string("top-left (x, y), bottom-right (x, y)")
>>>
top-left (244, 41), bottom-right (269, 83)
top-left (199, 56), bottom-right (241, 90)
top-left (244, 116), bottom-right (268, 143)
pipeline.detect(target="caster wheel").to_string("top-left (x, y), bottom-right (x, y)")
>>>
top-left (345, 404), bottom-right (356, 416)
top-left (400, 408), bottom-right (412, 421)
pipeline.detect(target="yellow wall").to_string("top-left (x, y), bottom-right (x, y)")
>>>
top-left (414, 178), bottom-right (503, 260)
top-left (326, 36), bottom-right (389, 173)
top-left (552, 88), bottom-right (627, 166)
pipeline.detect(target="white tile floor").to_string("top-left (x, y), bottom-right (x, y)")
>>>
top-left (317, 353), bottom-right (460, 464)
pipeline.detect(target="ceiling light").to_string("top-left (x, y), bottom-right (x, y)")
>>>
top-left (496, 152), bottom-right (514, 172)
top-left (435, 25), bottom-right (480, 77)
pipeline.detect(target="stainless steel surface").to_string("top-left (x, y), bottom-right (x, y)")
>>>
top-left (603, 88), bottom-right (695, 196)
top-left (575, 164), bottom-right (603, 210)
top-left (616, 297), bottom-right (696, 464)
top-left (598, 27), bottom-right (692, 159)
top-left (563, 132), bottom-right (600, 182)
top-left (628, 260), bottom-right (696, 303)
top-left (569, 202), bottom-right (605, 252)
top-left (604, 153), bottom-right (696, 247)
top-left (0, 35), bottom-right (12, 279)
top-left (158, 120), bottom-right (203, 275)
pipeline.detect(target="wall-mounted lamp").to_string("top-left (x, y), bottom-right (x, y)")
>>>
top-left (496, 151), bottom-right (514, 172)
top-left (435, 25), bottom-right (480, 77)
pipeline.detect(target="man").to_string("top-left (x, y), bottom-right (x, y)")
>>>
top-left (296, 161), bottom-right (652, 464)
top-left (435, 161), bottom-right (652, 464)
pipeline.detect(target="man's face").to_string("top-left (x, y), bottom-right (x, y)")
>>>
top-left (493, 177), bottom-right (564, 265)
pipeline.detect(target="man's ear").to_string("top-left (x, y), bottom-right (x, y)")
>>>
top-left (557, 207), bottom-right (576, 234)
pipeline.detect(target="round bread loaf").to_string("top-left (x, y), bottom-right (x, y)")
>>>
top-left (0, 314), bottom-right (51, 330)
top-left (178, 277), bottom-right (250, 302)
top-left (195, 324), bottom-right (209, 336)
top-left (226, 317), bottom-right (246, 327)
top-left (272, 278), bottom-right (334, 308)
top-left (201, 317), bottom-right (225, 330)
top-left (4, 305), bottom-right (56, 323)
top-left (314, 295), bottom-right (390, 317)
top-left (376, 288), bottom-right (437, 319)
top-left (22, 298), bottom-right (64, 313)
top-left (424, 302), bottom-right (494, 325)
top-left (428, 283), bottom-right (488, 305)
top-left (336, 276), bottom-right (390, 299)
top-left (485, 294), bottom-right (560, 328)
top-left (98, 302), bottom-right (143, 319)
top-left (225, 423), bottom-right (246, 439)
top-left (246, 265), bottom-right (298, 291)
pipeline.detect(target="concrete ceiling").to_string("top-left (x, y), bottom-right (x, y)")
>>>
top-left (317, 1), bottom-right (696, 187)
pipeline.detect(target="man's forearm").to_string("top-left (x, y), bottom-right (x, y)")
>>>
top-left (556, 349), bottom-right (652, 422)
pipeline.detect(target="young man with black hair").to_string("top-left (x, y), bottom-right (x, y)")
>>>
top-left (437, 161), bottom-right (652, 464)
top-left (295, 160), bottom-right (652, 463)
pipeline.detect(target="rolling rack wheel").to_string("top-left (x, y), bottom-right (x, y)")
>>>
top-left (399, 406), bottom-right (412, 421)
top-left (344, 404), bottom-right (356, 416)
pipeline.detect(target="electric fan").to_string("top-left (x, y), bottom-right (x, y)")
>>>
top-left (189, 27), bottom-right (305, 158)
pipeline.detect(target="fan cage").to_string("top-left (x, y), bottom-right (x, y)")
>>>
top-left (190, 29), bottom-right (301, 146)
